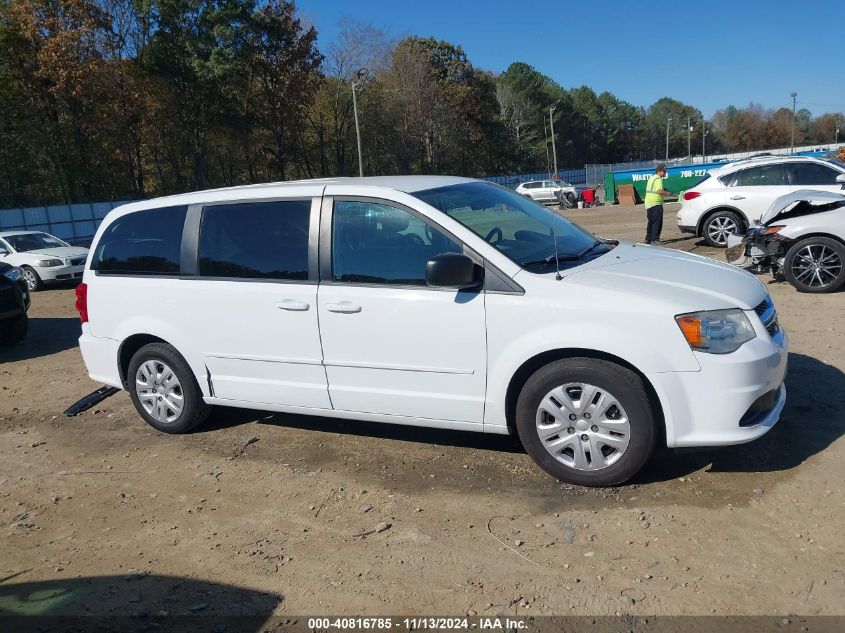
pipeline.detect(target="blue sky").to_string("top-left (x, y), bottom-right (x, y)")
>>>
top-left (297, 0), bottom-right (845, 118)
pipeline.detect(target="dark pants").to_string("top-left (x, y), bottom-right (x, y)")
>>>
top-left (645, 205), bottom-right (663, 243)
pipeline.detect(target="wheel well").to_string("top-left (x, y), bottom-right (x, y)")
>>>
top-left (118, 334), bottom-right (170, 387)
top-left (697, 207), bottom-right (747, 236)
top-left (787, 232), bottom-right (845, 250)
top-left (504, 348), bottom-right (666, 446)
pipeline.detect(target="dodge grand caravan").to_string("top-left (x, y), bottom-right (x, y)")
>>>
top-left (76, 176), bottom-right (788, 486)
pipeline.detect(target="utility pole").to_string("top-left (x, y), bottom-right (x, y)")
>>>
top-left (352, 68), bottom-right (368, 177)
top-left (665, 116), bottom-right (672, 161)
top-left (836, 119), bottom-right (840, 148)
top-left (549, 104), bottom-right (558, 177)
top-left (702, 120), bottom-right (708, 163)
top-left (790, 91), bottom-right (797, 155)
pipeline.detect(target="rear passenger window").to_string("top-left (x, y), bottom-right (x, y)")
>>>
top-left (198, 200), bottom-right (310, 280)
top-left (789, 163), bottom-right (840, 185)
top-left (92, 206), bottom-right (187, 274)
top-left (730, 165), bottom-right (786, 187)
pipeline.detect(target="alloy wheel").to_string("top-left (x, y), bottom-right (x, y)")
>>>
top-left (790, 244), bottom-right (842, 289)
top-left (535, 382), bottom-right (631, 471)
top-left (22, 268), bottom-right (38, 291)
top-left (707, 216), bottom-right (739, 245)
top-left (135, 360), bottom-right (184, 424)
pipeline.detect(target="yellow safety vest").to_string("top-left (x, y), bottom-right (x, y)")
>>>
top-left (644, 174), bottom-right (664, 208)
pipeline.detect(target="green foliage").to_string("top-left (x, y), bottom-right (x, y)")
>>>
top-left (0, 3), bottom-right (841, 207)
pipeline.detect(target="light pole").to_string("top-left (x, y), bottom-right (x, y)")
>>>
top-left (702, 121), bottom-right (709, 163)
top-left (351, 68), bottom-right (368, 177)
top-left (665, 116), bottom-right (672, 161)
top-left (835, 120), bottom-right (840, 148)
top-left (549, 104), bottom-right (558, 177)
top-left (687, 116), bottom-right (692, 161)
top-left (790, 91), bottom-right (797, 155)
top-left (543, 120), bottom-right (551, 178)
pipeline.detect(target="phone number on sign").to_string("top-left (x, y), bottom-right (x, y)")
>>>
top-left (307, 618), bottom-right (471, 630)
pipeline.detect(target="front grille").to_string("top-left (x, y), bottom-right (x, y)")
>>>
top-left (754, 296), bottom-right (780, 336)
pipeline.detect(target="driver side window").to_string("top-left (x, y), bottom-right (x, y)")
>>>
top-left (331, 200), bottom-right (461, 286)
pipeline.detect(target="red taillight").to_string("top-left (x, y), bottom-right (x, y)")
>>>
top-left (75, 283), bottom-right (88, 323)
top-left (683, 191), bottom-right (701, 201)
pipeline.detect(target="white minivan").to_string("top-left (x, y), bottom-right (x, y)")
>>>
top-left (76, 176), bottom-right (788, 486)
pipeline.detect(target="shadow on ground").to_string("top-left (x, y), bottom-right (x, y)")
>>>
top-left (0, 573), bottom-right (281, 630)
top-left (0, 317), bottom-right (80, 363)
top-left (197, 353), bottom-right (843, 488)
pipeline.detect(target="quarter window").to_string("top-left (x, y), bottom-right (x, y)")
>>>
top-left (92, 206), bottom-right (187, 274)
top-left (331, 200), bottom-right (461, 285)
top-left (198, 200), bottom-right (311, 280)
top-left (789, 163), bottom-right (841, 185)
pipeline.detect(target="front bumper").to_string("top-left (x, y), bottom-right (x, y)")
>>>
top-left (37, 264), bottom-right (85, 283)
top-left (655, 320), bottom-right (788, 448)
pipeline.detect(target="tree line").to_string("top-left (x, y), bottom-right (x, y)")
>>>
top-left (1, 0), bottom-right (842, 207)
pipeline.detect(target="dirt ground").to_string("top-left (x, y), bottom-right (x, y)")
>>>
top-left (1, 202), bottom-right (844, 620)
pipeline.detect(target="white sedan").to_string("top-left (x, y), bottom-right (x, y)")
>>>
top-left (0, 231), bottom-right (89, 291)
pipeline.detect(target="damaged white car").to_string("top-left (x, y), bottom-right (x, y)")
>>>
top-left (726, 190), bottom-right (845, 293)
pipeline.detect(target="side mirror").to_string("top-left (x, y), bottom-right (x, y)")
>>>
top-left (425, 253), bottom-right (482, 289)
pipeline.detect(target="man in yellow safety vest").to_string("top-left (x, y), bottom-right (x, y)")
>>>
top-left (644, 164), bottom-right (672, 245)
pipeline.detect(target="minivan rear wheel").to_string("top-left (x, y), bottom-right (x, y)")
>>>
top-left (515, 358), bottom-right (656, 486)
top-left (127, 342), bottom-right (211, 433)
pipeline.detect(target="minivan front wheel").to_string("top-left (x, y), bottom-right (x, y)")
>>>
top-left (127, 342), bottom-right (211, 434)
top-left (515, 358), bottom-right (656, 486)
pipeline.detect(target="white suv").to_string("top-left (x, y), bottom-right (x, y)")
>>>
top-left (677, 156), bottom-right (845, 247)
top-left (515, 179), bottom-right (577, 204)
top-left (75, 176), bottom-right (788, 486)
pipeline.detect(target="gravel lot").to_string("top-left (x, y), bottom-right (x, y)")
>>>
top-left (1, 202), bottom-right (844, 619)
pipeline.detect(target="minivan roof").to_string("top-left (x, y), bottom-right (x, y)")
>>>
top-left (117, 176), bottom-right (478, 212)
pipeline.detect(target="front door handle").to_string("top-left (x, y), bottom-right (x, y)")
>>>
top-left (326, 302), bottom-right (362, 314)
top-left (276, 299), bottom-right (309, 311)
top-left (730, 195), bottom-right (746, 200)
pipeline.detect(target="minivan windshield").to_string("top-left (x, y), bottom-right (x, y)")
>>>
top-left (413, 182), bottom-right (611, 272)
top-left (5, 232), bottom-right (68, 252)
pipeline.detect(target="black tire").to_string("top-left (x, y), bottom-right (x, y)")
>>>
top-left (0, 313), bottom-right (28, 345)
top-left (515, 358), bottom-right (657, 487)
top-left (702, 210), bottom-right (744, 248)
top-left (127, 342), bottom-right (211, 434)
top-left (783, 236), bottom-right (845, 294)
top-left (565, 192), bottom-right (577, 206)
top-left (20, 266), bottom-right (42, 291)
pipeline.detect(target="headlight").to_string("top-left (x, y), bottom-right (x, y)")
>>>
top-left (35, 258), bottom-right (63, 267)
top-left (675, 309), bottom-right (756, 354)
top-left (3, 266), bottom-right (22, 281)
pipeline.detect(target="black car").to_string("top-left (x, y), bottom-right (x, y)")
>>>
top-left (0, 261), bottom-right (30, 345)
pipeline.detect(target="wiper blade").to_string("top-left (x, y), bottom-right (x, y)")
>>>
top-left (521, 241), bottom-right (606, 269)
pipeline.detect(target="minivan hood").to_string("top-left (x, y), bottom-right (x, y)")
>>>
top-left (22, 246), bottom-right (88, 259)
top-left (759, 189), bottom-right (845, 224)
top-left (560, 242), bottom-right (765, 311)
